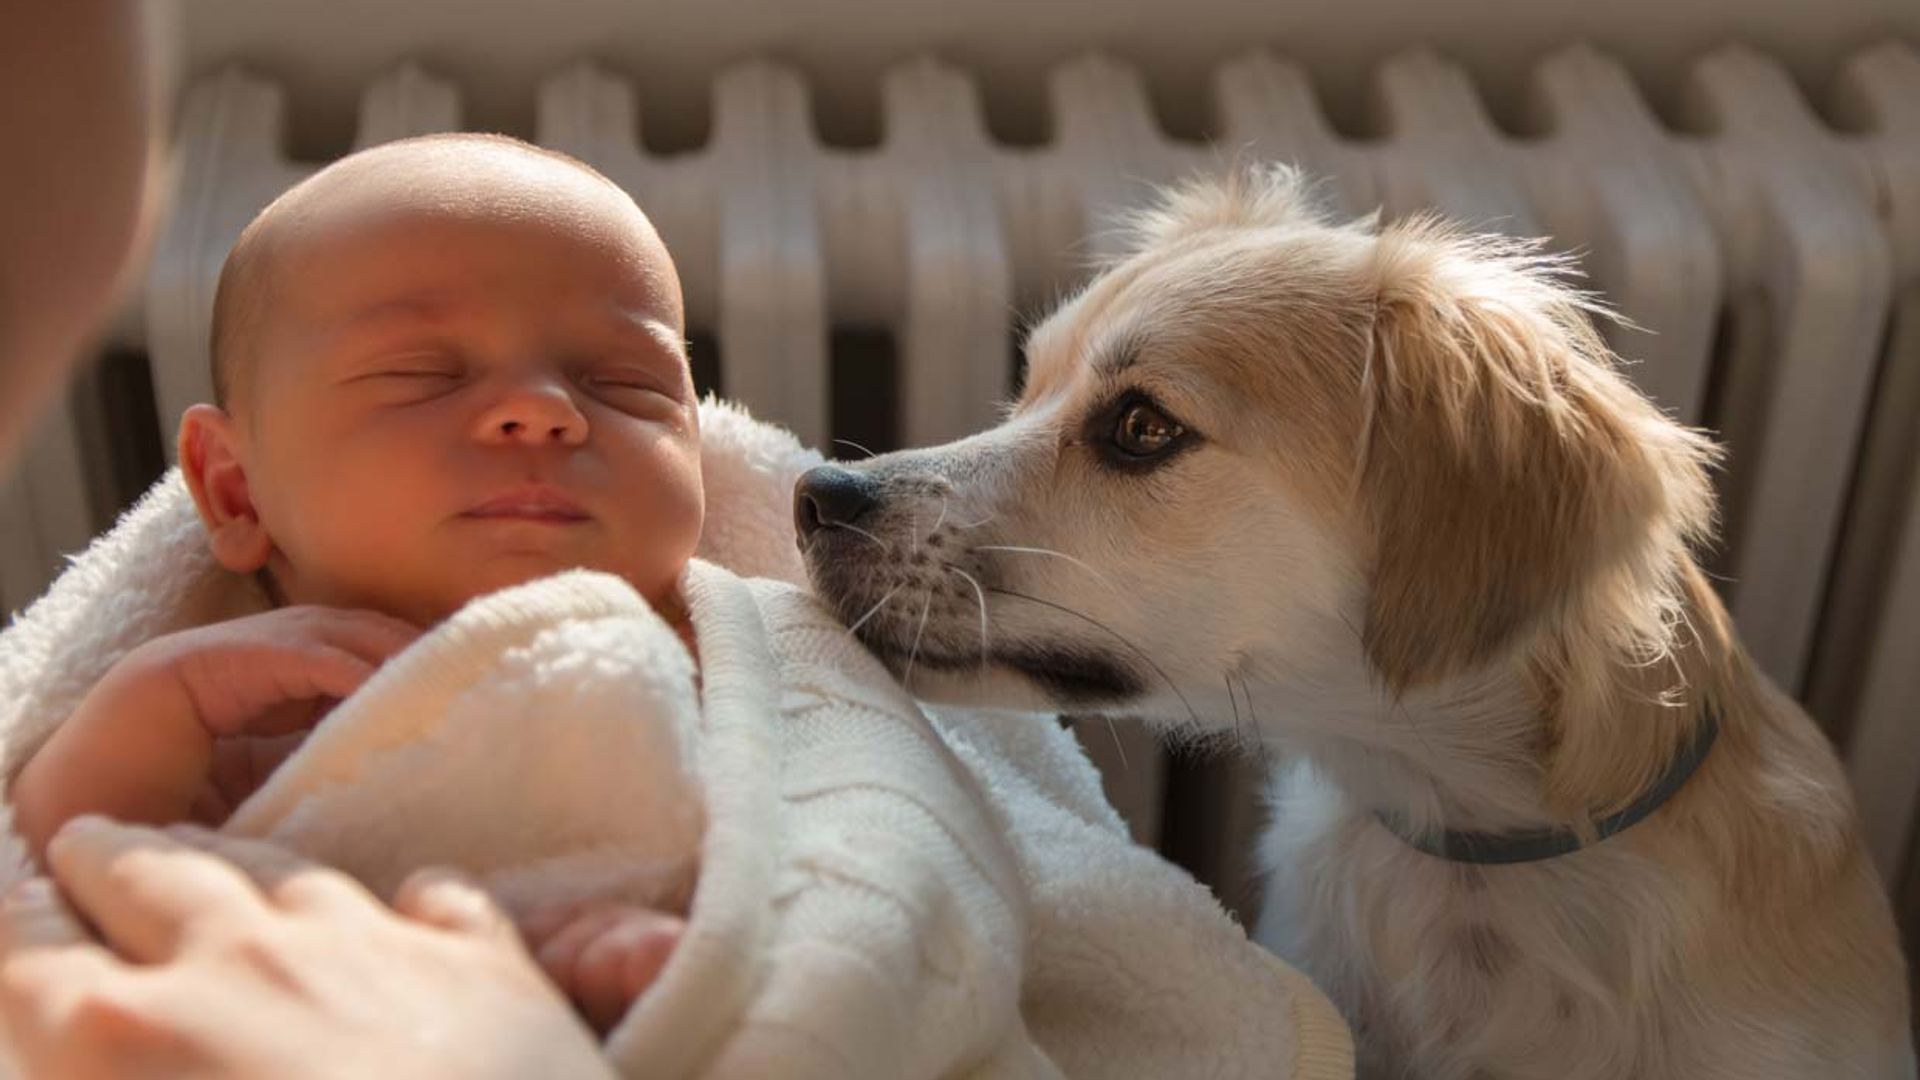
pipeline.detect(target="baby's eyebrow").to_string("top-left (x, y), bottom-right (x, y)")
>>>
top-left (607, 311), bottom-right (690, 362)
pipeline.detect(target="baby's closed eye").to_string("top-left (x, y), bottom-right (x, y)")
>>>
top-left (576, 363), bottom-right (687, 415)
top-left (341, 350), bottom-right (470, 402)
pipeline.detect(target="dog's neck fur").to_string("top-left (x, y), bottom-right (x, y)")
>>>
top-left (1232, 565), bottom-right (1728, 840)
top-left (1251, 665), bottom-right (1560, 836)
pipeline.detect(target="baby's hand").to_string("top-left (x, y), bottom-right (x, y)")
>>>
top-left (522, 900), bottom-right (685, 1035)
top-left (12, 606), bottom-right (418, 859)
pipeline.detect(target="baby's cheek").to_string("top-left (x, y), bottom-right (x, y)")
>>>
top-left (618, 464), bottom-right (704, 595)
top-left (268, 486), bottom-right (456, 624)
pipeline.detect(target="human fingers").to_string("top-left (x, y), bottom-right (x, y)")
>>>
top-left (529, 903), bottom-right (630, 984)
top-left (273, 606), bottom-right (422, 667)
top-left (514, 898), bottom-right (589, 947)
top-left (193, 607), bottom-right (420, 735)
top-left (243, 698), bottom-right (336, 739)
top-left (43, 818), bottom-right (264, 964)
top-left (0, 883), bottom-right (139, 1080)
top-left (178, 641), bottom-right (369, 738)
top-left (203, 729), bottom-right (311, 815)
top-left (530, 905), bottom-right (630, 1032)
top-left (392, 868), bottom-right (522, 950)
top-left (157, 825), bottom-right (375, 918)
top-left (567, 910), bottom-right (683, 1034)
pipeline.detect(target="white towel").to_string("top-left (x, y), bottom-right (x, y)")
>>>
top-left (0, 398), bottom-right (1353, 1079)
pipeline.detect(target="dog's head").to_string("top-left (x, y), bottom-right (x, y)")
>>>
top-left (799, 167), bottom-right (1715, 734)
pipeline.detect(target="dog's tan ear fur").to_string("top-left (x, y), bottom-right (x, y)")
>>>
top-left (1357, 218), bottom-right (1717, 696)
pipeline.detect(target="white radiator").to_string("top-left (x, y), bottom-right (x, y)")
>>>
top-left (2, 37), bottom-right (1918, 917)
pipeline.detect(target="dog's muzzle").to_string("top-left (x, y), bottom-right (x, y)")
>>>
top-left (795, 458), bottom-right (1150, 708)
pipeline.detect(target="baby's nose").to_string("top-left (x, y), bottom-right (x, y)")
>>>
top-left (477, 383), bottom-right (588, 446)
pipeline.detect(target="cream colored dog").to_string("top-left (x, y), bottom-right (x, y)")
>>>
top-left (796, 168), bottom-right (1914, 1079)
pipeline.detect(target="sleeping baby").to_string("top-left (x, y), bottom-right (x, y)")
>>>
top-left (11, 133), bottom-right (706, 1033)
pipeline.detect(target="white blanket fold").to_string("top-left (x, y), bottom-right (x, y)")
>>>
top-left (225, 570), bottom-right (706, 919)
top-left (0, 399), bottom-right (1352, 1079)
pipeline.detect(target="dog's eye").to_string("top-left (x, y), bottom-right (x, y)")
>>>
top-left (1112, 401), bottom-right (1184, 457)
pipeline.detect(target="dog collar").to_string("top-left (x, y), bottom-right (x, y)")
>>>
top-left (1375, 703), bottom-right (1722, 865)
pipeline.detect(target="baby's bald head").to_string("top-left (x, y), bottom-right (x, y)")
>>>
top-left (208, 133), bottom-right (679, 411)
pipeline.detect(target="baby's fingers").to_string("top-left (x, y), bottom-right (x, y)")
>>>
top-left (531, 904), bottom-right (631, 985)
top-left (283, 606), bottom-right (421, 666)
top-left (185, 644), bottom-right (371, 737)
top-left (203, 729), bottom-right (310, 814)
top-left (269, 644), bottom-right (373, 708)
top-left (564, 911), bottom-right (682, 1035)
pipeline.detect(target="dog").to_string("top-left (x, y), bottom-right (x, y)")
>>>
top-left (795, 167), bottom-right (1914, 1079)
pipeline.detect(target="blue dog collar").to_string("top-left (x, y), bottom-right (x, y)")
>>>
top-left (1376, 703), bottom-right (1721, 866)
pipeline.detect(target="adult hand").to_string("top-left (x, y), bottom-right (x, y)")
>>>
top-left (0, 818), bottom-right (618, 1080)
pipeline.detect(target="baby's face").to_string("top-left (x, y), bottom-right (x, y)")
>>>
top-left (227, 157), bottom-right (702, 626)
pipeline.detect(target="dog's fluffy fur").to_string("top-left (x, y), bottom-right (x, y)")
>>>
top-left (799, 167), bottom-right (1914, 1079)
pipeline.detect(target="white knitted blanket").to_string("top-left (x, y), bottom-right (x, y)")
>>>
top-left (0, 399), bottom-right (1353, 1079)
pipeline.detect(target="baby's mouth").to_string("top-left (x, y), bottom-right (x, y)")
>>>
top-left (463, 486), bottom-right (591, 523)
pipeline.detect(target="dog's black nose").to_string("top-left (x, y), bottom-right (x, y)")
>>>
top-left (794, 465), bottom-right (880, 543)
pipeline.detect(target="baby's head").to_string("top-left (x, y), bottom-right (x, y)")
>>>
top-left (180, 134), bottom-right (703, 627)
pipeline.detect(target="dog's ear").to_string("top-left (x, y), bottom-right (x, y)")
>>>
top-left (1356, 220), bottom-right (1716, 695)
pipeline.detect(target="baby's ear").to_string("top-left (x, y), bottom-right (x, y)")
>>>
top-left (178, 404), bottom-right (272, 573)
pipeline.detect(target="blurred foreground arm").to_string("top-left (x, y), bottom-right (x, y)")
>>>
top-left (0, 0), bottom-right (165, 461)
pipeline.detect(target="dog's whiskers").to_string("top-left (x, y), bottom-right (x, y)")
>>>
top-left (986, 585), bottom-right (1201, 730)
top-left (1229, 671), bottom-right (1266, 751)
top-left (831, 438), bottom-right (879, 460)
top-left (904, 592), bottom-right (933, 689)
top-left (945, 565), bottom-right (991, 670)
top-left (970, 545), bottom-right (1123, 595)
top-left (1103, 715), bottom-right (1130, 772)
top-left (825, 520), bottom-right (890, 551)
top-left (846, 583), bottom-right (906, 636)
top-left (945, 508), bottom-right (999, 531)
top-left (1240, 674), bottom-right (1266, 742)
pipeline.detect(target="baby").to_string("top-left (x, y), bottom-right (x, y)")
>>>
top-left (10, 133), bottom-right (702, 1033)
